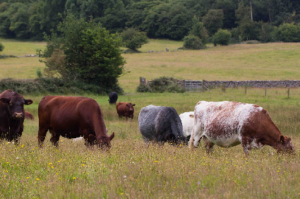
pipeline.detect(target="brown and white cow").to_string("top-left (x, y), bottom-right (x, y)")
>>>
top-left (116, 102), bottom-right (135, 121)
top-left (0, 89), bottom-right (33, 143)
top-left (38, 96), bottom-right (114, 149)
top-left (189, 101), bottom-right (294, 155)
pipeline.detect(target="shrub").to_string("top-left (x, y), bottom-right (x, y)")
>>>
top-left (0, 78), bottom-right (123, 95)
top-left (0, 42), bottom-right (4, 52)
top-left (136, 84), bottom-right (152, 92)
top-left (274, 23), bottom-right (300, 42)
top-left (121, 28), bottom-right (148, 51)
top-left (189, 17), bottom-right (208, 43)
top-left (213, 29), bottom-right (232, 46)
top-left (230, 28), bottom-right (241, 44)
top-left (148, 77), bottom-right (184, 93)
top-left (183, 35), bottom-right (205, 50)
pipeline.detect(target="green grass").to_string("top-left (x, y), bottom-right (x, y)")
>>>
top-left (1, 89), bottom-right (300, 198)
top-left (1, 39), bottom-right (300, 198)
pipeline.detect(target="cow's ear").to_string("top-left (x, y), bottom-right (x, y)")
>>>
top-left (0, 98), bottom-right (10, 104)
top-left (88, 134), bottom-right (97, 144)
top-left (109, 132), bottom-right (115, 141)
top-left (280, 135), bottom-right (285, 144)
top-left (24, 99), bottom-right (33, 105)
top-left (132, 104), bottom-right (135, 106)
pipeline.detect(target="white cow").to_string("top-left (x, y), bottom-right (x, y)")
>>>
top-left (179, 111), bottom-right (194, 138)
top-left (189, 101), bottom-right (294, 155)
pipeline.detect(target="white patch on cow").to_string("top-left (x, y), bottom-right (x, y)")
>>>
top-left (179, 111), bottom-right (194, 137)
top-left (193, 101), bottom-right (263, 148)
top-left (73, 137), bottom-right (83, 142)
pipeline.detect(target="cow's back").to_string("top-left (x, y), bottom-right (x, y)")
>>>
top-left (139, 105), bottom-right (160, 140)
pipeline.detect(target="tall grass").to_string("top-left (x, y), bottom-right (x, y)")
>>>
top-left (1, 89), bottom-right (300, 198)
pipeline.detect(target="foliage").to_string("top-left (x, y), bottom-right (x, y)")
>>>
top-left (183, 35), bottom-right (205, 50)
top-left (0, 42), bottom-right (4, 52)
top-left (147, 77), bottom-right (185, 93)
top-left (40, 15), bottom-right (125, 91)
top-left (213, 29), bottom-right (232, 46)
top-left (202, 9), bottom-right (224, 36)
top-left (0, 78), bottom-right (123, 95)
top-left (121, 28), bottom-right (148, 51)
top-left (274, 23), bottom-right (300, 42)
top-left (189, 17), bottom-right (208, 43)
top-left (136, 84), bottom-right (152, 92)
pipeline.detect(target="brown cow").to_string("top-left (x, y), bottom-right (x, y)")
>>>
top-left (189, 101), bottom-right (294, 155)
top-left (25, 111), bottom-right (34, 120)
top-left (116, 102), bottom-right (135, 120)
top-left (0, 89), bottom-right (33, 143)
top-left (37, 96), bottom-right (114, 149)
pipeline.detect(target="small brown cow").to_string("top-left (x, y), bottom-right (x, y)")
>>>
top-left (116, 102), bottom-right (135, 120)
top-left (38, 96), bottom-right (114, 149)
top-left (25, 111), bottom-right (34, 120)
top-left (189, 101), bottom-right (294, 155)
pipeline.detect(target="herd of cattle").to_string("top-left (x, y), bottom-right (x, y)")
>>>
top-left (0, 90), bottom-right (294, 154)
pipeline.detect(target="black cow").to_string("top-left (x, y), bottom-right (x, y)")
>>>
top-left (0, 90), bottom-right (33, 143)
top-left (138, 105), bottom-right (184, 145)
top-left (108, 92), bottom-right (118, 104)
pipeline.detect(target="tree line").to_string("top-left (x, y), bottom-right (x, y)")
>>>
top-left (0, 0), bottom-right (300, 42)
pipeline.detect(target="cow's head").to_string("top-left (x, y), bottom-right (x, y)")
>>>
top-left (88, 132), bottom-right (115, 150)
top-left (126, 103), bottom-right (135, 112)
top-left (0, 94), bottom-right (33, 119)
top-left (278, 135), bottom-right (294, 153)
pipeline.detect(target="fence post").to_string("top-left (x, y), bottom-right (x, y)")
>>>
top-left (202, 80), bottom-right (205, 92)
top-left (140, 77), bottom-right (146, 85)
top-left (265, 87), bottom-right (267, 96)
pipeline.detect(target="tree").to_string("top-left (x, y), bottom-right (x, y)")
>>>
top-left (0, 42), bottom-right (4, 52)
top-left (202, 9), bottom-right (224, 36)
top-left (189, 17), bottom-right (208, 43)
top-left (213, 29), bottom-right (232, 45)
top-left (41, 15), bottom-right (126, 90)
top-left (121, 28), bottom-right (148, 51)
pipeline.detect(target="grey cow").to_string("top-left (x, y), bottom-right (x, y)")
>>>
top-left (138, 105), bottom-right (184, 145)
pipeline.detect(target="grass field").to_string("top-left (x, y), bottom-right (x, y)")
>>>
top-left (1, 39), bottom-right (300, 198)
top-left (1, 39), bottom-right (300, 92)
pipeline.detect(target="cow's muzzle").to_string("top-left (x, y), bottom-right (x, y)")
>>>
top-left (13, 112), bottom-right (23, 118)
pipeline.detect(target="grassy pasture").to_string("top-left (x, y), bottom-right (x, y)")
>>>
top-left (1, 39), bottom-right (300, 198)
top-left (1, 39), bottom-right (300, 92)
top-left (1, 89), bottom-right (300, 198)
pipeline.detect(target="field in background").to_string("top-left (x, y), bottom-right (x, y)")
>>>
top-left (1, 39), bottom-right (300, 92)
top-left (1, 89), bottom-right (300, 198)
top-left (1, 39), bottom-right (300, 198)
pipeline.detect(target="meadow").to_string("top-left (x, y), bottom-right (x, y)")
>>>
top-left (1, 39), bottom-right (300, 198)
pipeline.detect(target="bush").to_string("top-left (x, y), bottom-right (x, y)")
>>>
top-left (189, 17), bottom-right (208, 43)
top-left (230, 28), bottom-right (241, 44)
top-left (0, 78), bottom-right (123, 95)
top-left (183, 35), bottom-right (205, 50)
top-left (148, 77), bottom-right (184, 93)
top-left (136, 84), bottom-right (152, 92)
top-left (0, 42), bottom-right (4, 52)
top-left (121, 28), bottom-right (148, 51)
top-left (213, 29), bottom-right (232, 46)
top-left (274, 23), bottom-right (300, 42)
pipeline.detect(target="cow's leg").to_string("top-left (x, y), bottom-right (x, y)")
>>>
top-left (143, 136), bottom-right (150, 148)
top-left (203, 137), bottom-right (214, 154)
top-left (9, 122), bottom-right (23, 144)
top-left (49, 129), bottom-right (60, 147)
top-left (38, 126), bottom-right (48, 147)
top-left (241, 137), bottom-right (252, 155)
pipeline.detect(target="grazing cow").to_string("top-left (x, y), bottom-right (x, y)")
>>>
top-left (108, 92), bottom-right (118, 104)
top-left (138, 105), bottom-right (184, 144)
top-left (189, 101), bottom-right (294, 155)
top-left (0, 89), bottom-right (33, 143)
top-left (25, 111), bottom-right (34, 120)
top-left (179, 111), bottom-right (194, 140)
top-left (38, 96), bottom-right (114, 149)
top-left (116, 102), bottom-right (135, 120)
